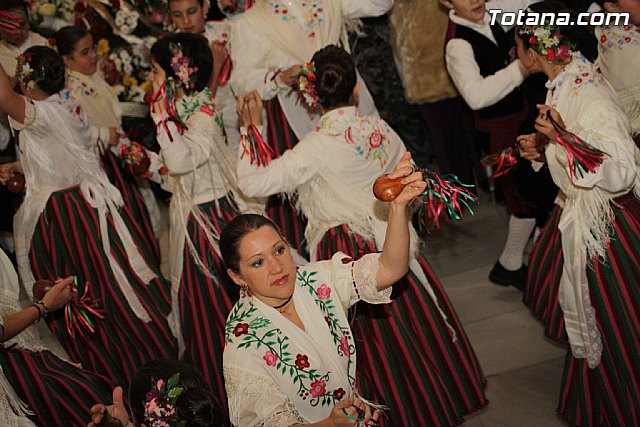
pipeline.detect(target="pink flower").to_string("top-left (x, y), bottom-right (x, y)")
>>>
top-left (316, 284), bottom-right (331, 300)
top-left (309, 379), bottom-right (326, 398)
top-left (263, 351), bottom-right (278, 366)
top-left (150, 11), bottom-right (164, 24)
top-left (369, 130), bottom-right (383, 148)
top-left (339, 336), bottom-right (350, 357)
top-left (156, 379), bottom-right (164, 389)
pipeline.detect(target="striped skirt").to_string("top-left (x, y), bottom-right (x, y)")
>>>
top-left (558, 193), bottom-right (640, 426)
top-left (0, 349), bottom-right (114, 427)
top-left (101, 150), bottom-right (160, 265)
top-left (179, 196), bottom-right (240, 424)
top-left (318, 225), bottom-right (488, 426)
top-left (263, 98), bottom-right (308, 259)
top-left (524, 205), bottom-right (567, 343)
top-left (29, 186), bottom-right (177, 386)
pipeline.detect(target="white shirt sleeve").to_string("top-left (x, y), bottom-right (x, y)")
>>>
top-left (445, 38), bottom-right (526, 110)
top-left (341, 0), bottom-right (394, 19)
top-left (564, 99), bottom-right (636, 192)
top-left (154, 113), bottom-right (214, 176)
top-left (229, 19), bottom-right (283, 100)
top-left (236, 134), bottom-right (321, 197)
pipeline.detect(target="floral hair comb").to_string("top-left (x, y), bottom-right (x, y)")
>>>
top-left (294, 62), bottom-right (320, 110)
top-left (15, 53), bottom-right (45, 90)
top-left (144, 373), bottom-right (186, 427)
top-left (169, 42), bottom-right (199, 90)
top-left (518, 15), bottom-right (575, 65)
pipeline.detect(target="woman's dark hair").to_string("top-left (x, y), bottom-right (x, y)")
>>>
top-left (168, 0), bottom-right (205, 5)
top-left (22, 46), bottom-right (65, 95)
top-left (515, 1), bottom-right (598, 62)
top-left (128, 359), bottom-right (223, 427)
top-left (220, 214), bottom-right (282, 272)
top-left (312, 44), bottom-right (357, 110)
top-left (53, 26), bottom-right (90, 56)
top-left (150, 33), bottom-right (212, 95)
top-left (0, 0), bottom-right (28, 13)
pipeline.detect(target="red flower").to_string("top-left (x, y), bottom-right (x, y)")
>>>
top-left (158, 167), bottom-right (168, 176)
top-left (339, 336), bottom-right (350, 357)
top-left (529, 36), bottom-right (538, 45)
top-left (295, 354), bottom-right (310, 369)
top-left (546, 49), bottom-right (555, 61)
top-left (306, 72), bottom-right (316, 81)
top-left (333, 388), bottom-right (346, 400)
top-left (575, 78), bottom-right (582, 84)
top-left (600, 34), bottom-right (607, 44)
top-left (625, 37), bottom-right (631, 43)
top-left (369, 130), bottom-right (383, 148)
top-left (233, 323), bottom-right (249, 337)
top-left (309, 379), bottom-right (326, 398)
top-left (199, 104), bottom-right (214, 116)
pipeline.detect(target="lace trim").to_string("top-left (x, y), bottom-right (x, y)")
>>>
top-left (224, 365), bottom-right (306, 427)
top-left (353, 253), bottom-right (392, 304)
top-left (9, 99), bottom-right (36, 131)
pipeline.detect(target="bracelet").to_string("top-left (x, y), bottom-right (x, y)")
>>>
top-left (35, 300), bottom-right (49, 318)
top-left (31, 303), bottom-right (43, 324)
top-left (342, 407), bottom-right (365, 421)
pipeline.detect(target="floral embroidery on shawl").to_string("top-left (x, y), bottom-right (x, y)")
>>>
top-left (67, 74), bottom-right (96, 97)
top-left (317, 108), bottom-right (391, 168)
top-left (599, 24), bottom-right (640, 50)
top-left (178, 88), bottom-right (225, 134)
top-left (264, 0), bottom-right (324, 38)
top-left (551, 55), bottom-right (607, 103)
top-left (57, 90), bottom-right (86, 125)
top-left (225, 267), bottom-right (356, 408)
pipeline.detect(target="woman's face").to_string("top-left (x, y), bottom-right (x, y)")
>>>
top-left (63, 34), bottom-right (98, 76)
top-left (148, 59), bottom-right (166, 91)
top-left (607, 0), bottom-right (640, 25)
top-left (169, 0), bottom-right (208, 34)
top-left (228, 226), bottom-right (297, 307)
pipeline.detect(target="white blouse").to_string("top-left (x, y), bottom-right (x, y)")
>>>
top-left (224, 251), bottom-right (391, 426)
top-left (229, 0), bottom-right (389, 139)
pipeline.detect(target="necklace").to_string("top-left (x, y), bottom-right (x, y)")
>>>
top-left (273, 294), bottom-right (293, 314)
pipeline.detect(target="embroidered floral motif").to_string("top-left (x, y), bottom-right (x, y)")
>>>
top-left (178, 88), bottom-right (224, 132)
top-left (317, 108), bottom-right (391, 168)
top-left (225, 267), bottom-right (357, 408)
top-left (68, 74), bottom-right (96, 97)
top-left (551, 54), bottom-right (606, 102)
top-left (266, 0), bottom-right (324, 38)
top-left (599, 24), bottom-right (640, 50)
top-left (57, 90), bottom-right (86, 125)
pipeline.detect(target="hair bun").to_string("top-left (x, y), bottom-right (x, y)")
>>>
top-left (177, 387), bottom-right (222, 426)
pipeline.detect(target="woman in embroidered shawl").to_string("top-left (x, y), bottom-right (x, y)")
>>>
top-left (232, 45), bottom-right (487, 426)
top-left (515, 5), bottom-right (640, 424)
top-left (134, 32), bottom-right (242, 416)
top-left (0, 46), bottom-right (177, 387)
top-left (53, 25), bottom-right (163, 262)
top-left (0, 248), bottom-right (114, 427)
top-left (221, 159), bottom-right (424, 425)
top-left (229, 0), bottom-right (393, 259)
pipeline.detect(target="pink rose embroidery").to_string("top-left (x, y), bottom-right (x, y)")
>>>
top-left (339, 336), bottom-right (350, 357)
top-left (316, 284), bottom-right (331, 300)
top-left (263, 351), bottom-right (278, 367)
top-left (199, 104), bottom-right (214, 116)
top-left (369, 130), bottom-right (383, 148)
top-left (309, 379), bottom-right (326, 398)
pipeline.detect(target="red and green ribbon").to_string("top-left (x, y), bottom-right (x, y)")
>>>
top-left (218, 54), bottom-right (232, 86)
top-left (0, 11), bottom-right (21, 33)
top-left (481, 146), bottom-right (519, 179)
top-left (150, 79), bottom-right (188, 142)
top-left (416, 169), bottom-right (478, 234)
top-left (240, 124), bottom-right (274, 167)
top-left (64, 277), bottom-right (104, 339)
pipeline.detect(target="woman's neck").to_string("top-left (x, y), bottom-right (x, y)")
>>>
top-left (542, 61), bottom-right (566, 83)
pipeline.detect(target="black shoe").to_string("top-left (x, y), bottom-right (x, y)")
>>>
top-left (489, 262), bottom-right (527, 291)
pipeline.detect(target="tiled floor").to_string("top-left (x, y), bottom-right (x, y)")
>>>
top-left (422, 192), bottom-right (568, 426)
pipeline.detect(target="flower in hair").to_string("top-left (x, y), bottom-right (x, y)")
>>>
top-left (144, 373), bottom-right (187, 427)
top-left (518, 18), bottom-right (575, 65)
top-left (15, 53), bottom-right (45, 90)
top-left (294, 62), bottom-right (320, 110)
top-left (169, 43), bottom-right (199, 90)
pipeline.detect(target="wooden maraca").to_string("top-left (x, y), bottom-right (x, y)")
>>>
top-left (6, 172), bottom-right (25, 194)
top-left (373, 174), bottom-right (406, 202)
top-left (32, 279), bottom-right (54, 301)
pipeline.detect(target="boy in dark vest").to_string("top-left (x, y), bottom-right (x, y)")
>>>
top-left (442, 0), bottom-right (541, 290)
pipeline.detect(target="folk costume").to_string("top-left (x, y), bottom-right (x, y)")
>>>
top-left (66, 68), bottom-right (162, 264)
top-left (0, 249), bottom-right (114, 427)
top-left (528, 53), bottom-right (640, 426)
top-left (236, 107), bottom-right (488, 426)
top-left (146, 87), bottom-right (241, 414)
top-left (224, 252), bottom-right (392, 426)
top-left (10, 91), bottom-right (176, 386)
top-left (229, 0), bottom-right (390, 258)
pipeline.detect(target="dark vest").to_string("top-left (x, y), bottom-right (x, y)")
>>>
top-left (449, 22), bottom-right (524, 119)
